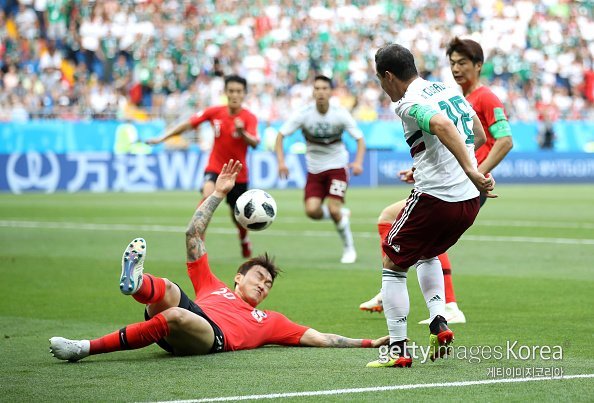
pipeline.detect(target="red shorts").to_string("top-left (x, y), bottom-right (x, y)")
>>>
top-left (382, 190), bottom-right (480, 269)
top-left (304, 168), bottom-right (349, 202)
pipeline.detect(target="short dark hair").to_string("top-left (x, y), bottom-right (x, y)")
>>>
top-left (224, 74), bottom-right (248, 91)
top-left (235, 253), bottom-right (281, 286)
top-left (446, 37), bottom-right (484, 65)
top-left (314, 74), bottom-right (333, 88)
top-left (375, 44), bottom-right (418, 81)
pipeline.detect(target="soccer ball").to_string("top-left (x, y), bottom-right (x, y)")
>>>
top-left (234, 189), bottom-right (277, 231)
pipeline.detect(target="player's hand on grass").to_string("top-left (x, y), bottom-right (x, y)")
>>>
top-left (278, 163), bottom-right (289, 179)
top-left (214, 160), bottom-right (242, 197)
top-left (349, 161), bottom-right (363, 176)
top-left (371, 335), bottom-right (390, 347)
top-left (399, 168), bottom-right (415, 184)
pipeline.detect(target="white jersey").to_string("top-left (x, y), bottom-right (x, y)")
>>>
top-left (279, 104), bottom-right (363, 174)
top-left (394, 78), bottom-right (479, 202)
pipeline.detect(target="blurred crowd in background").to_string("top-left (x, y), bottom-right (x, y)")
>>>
top-left (1, 0), bottom-right (593, 124)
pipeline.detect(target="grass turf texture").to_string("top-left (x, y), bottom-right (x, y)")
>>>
top-left (1, 185), bottom-right (593, 401)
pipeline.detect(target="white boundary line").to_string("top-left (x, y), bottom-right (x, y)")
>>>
top-left (1, 220), bottom-right (594, 245)
top-left (156, 374), bottom-right (594, 402)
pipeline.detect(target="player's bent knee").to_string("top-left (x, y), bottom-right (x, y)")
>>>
top-left (382, 254), bottom-right (408, 272)
top-left (328, 204), bottom-right (341, 217)
top-left (160, 307), bottom-right (215, 355)
top-left (160, 307), bottom-right (186, 326)
top-left (160, 307), bottom-right (205, 334)
top-left (162, 278), bottom-right (180, 299)
top-left (305, 208), bottom-right (322, 219)
top-left (378, 211), bottom-right (392, 224)
top-left (380, 202), bottom-right (402, 222)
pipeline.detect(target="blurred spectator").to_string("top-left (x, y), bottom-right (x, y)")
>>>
top-left (538, 122), bottom-right (556, 150)
top-left (0, 0), bottom-right (592, 123)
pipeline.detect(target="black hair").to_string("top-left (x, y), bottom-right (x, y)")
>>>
top-left (224, 74), bottom-right (248, 91)
top-left (446, 37), bottom-right (484, 65)
top-left (314, 74), bottom-right (334, 88)
top-left (234, 253), bottom-right (281, 287)
top-left (374, 44), bottom-right (418, 81)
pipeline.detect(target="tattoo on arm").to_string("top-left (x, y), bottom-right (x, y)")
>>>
top-left (323, 334), bottom-right (362, 348)
top-left (185, 195), bottom-right (223, 261)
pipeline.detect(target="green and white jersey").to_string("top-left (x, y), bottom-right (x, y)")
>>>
top-left (394, 78), bottom-right (478, 202)
top-left (279, 104), bottom-right (363, 174)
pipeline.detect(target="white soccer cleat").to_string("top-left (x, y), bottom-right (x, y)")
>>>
top-left (49, 337), bottom-right (90, 362)
top-left (444, 303), bottom-right (466, 324)
top-left (120, 238), bottom-right (146, 295)
top-left (418, 303), bottom-right (466, 324)
top-left (359, 293), bottom-right (383, 313)
top-left (341, 247), bottom-right (357, 264)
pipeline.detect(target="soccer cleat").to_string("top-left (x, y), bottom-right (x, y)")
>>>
top-left (444, 304), bottom-right (466, 324)
top-left (241, 240), bottom-right (252, 258)
top-left (49, 337), bottom-right (90, 362)
top-left (359, 293), bottom-right (383, 313)
top-left (120, 238), bottom-right (146, 295)
top-left (366, 340), bottom-right (412, 368)
top-left (428, 315), bottom-right (454, 361)
top-left (340, 247), bottom-right (357, 264)
top-left (366, 356), bottom-right (413, 368)
top-left (418, 303), bottom-right (466, 324)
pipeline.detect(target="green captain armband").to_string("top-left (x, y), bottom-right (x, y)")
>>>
top-left (489, 108), bottom-right (512, 139)
top-left (408, 104), bottom-right (439, 133)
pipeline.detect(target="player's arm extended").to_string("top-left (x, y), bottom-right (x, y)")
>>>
top-left (185, 160), bottom-right (242, 261)
top-left (147, 121), bottom-right (193, 145)
top-left (299, 328), bottom-right (389, 348)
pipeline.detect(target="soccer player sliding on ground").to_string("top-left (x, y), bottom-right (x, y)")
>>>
top-left (50, 160), bottom-right (388, 362)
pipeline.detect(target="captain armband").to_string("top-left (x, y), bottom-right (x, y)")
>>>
top-left (489, 119), bottom-right (512, 139)
top-left (408, 104), bottom-right (439, 134)
top-left (489, 107), bottom-right (512, 139)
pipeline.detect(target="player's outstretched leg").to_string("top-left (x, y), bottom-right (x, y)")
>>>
top-left (50, 238), bottom-right (174, 362)
top-left (49, 337), bottom-right (90, 362)
top-left (428, 315), bottom-right (454, 361)
top-left (120, 238), bottom-right (146, 295)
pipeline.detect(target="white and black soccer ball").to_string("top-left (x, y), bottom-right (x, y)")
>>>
top-left (234, 189), bottom-right (277, 231)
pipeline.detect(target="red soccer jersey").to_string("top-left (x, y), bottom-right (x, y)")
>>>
top-left (188, 106), bottom-right (258, 183)
top-left (466, 86), bottom-right (510, 165)
top-left (186, 255), bottom-right (309, 351)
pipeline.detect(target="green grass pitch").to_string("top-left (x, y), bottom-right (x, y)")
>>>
top-left (1, 185), bottom-right (593, 401)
